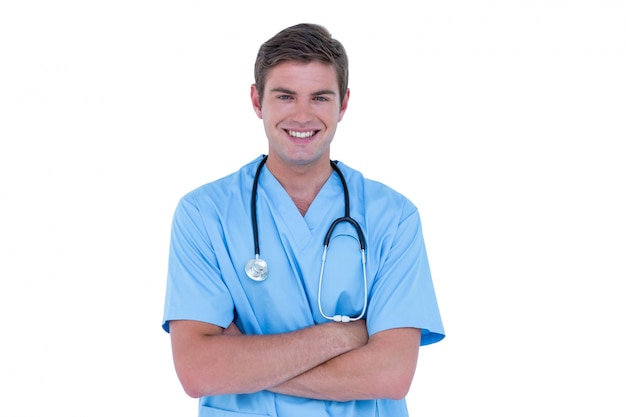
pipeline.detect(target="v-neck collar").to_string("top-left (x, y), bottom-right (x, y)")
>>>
top-left (257, 167), bottom-right (344, 251)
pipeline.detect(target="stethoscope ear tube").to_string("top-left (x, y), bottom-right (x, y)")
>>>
top-left (318, 242), bottom-right (368, 322)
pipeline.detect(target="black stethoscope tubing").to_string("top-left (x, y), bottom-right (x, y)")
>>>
top-left (249, 155), bottom-right (266, 259)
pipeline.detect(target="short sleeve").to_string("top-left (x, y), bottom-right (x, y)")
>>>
top-left (365, 201), bottom-right (445, 345)
top-left (162, 194), bottom-right (234, 333)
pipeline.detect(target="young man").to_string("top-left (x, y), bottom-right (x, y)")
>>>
top-left (162, 23), bottom-right (445, 416)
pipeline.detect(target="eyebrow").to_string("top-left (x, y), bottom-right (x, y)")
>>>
top-left (269, 87), bottom-right (337, 96)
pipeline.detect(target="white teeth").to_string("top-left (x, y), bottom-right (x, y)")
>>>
top-left (288, 130), bottom-right (315, 138)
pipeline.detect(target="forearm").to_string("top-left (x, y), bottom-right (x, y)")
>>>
top-left (170, 320), bottom-right (366, 398)
top-left (269, 327), bottom-right (421, 401)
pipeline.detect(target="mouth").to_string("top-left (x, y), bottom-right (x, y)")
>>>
top-left (286, 130), bottom-right (318, 139)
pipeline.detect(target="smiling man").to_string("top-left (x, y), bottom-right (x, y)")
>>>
top-left (251, 60), bottom-right (348, 215)
top-left (162, 23), bottom-right (445, 417)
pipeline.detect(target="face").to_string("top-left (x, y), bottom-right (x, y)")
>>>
top-left (251, 61), bottom-right (349, 171)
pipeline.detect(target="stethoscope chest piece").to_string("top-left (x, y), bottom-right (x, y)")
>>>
top-left (245, 256), bottom-right (268, 281)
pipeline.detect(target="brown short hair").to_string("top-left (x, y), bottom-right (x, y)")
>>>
top-left (254, 23), bottom-right (349, 106)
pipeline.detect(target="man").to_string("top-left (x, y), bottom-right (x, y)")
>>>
top-left (162, 23), bottom-right (445, 416)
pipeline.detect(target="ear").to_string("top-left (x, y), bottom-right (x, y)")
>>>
top-left (250, 84), bottom-right (263, 119)
top-left (338, 88), bottom-right (350, 122)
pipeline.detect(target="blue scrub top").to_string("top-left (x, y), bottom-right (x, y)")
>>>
top-left (163, 156), bottom-right (445, 417)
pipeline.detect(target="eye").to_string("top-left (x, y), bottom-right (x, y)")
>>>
top-left (313, 96), bottom-right (330, 102)
top-left (277, 95), bottom-right (293, 100)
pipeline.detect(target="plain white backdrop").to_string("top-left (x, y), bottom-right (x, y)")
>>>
top-left (1, 0), bottom-right (624, 415)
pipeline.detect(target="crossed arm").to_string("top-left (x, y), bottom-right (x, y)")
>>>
top-left (169, 319), bottom-right (421, 402)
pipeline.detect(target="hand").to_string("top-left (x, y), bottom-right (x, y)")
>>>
top-left (340, 319), bottom-right (369, 351)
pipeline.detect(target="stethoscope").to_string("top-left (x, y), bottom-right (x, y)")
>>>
top-left (245, 155), bottom-right (368, 322)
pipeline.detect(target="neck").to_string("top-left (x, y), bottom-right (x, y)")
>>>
top-left (265, 158), bottom-right (333, 216)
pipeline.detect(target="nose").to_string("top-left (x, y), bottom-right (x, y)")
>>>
top-left (290, 99), bottom-right (314, 124)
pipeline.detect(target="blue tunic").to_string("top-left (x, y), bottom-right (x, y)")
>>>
top-left (163, 155), bottom-right (445, 417)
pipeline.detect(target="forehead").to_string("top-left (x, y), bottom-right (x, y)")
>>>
top-left (265, 61), bottom-right (339, 93)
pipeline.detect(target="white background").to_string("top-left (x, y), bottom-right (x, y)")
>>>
top-left (1, 0), bottom-right (625, 415)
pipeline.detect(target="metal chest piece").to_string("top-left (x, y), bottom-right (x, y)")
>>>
top-left (245, 256), bottom-right (268, 281)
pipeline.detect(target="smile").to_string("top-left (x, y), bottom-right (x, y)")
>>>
top-left (287, 130), bottom-right (316, 138)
